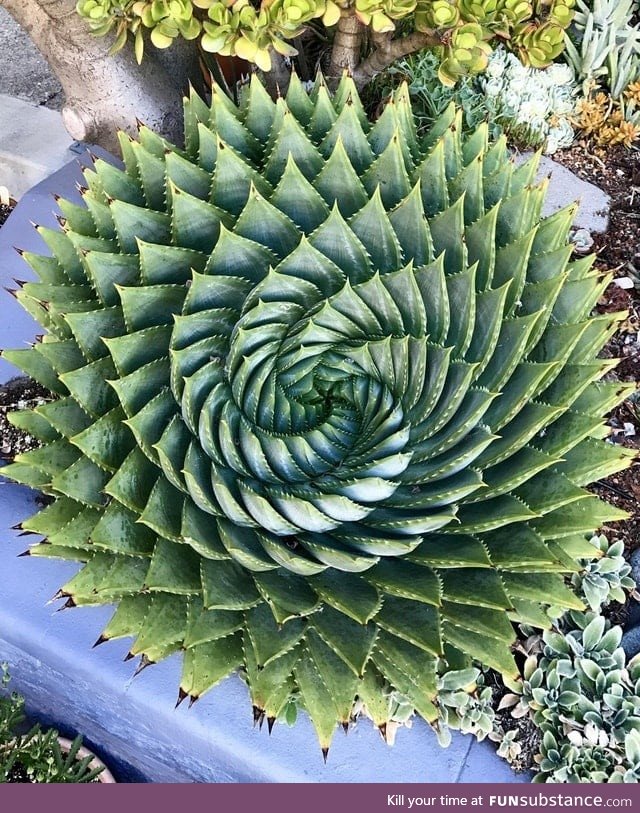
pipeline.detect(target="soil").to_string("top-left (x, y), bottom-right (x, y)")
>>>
top-left (0, 377), bottom-right (52, 461)
top-left (6, 763), bottom-right (30, 783)
top-left (0, 202), bottom-right (12, 228)
top-left (554, 144), bottom-right (640, 556)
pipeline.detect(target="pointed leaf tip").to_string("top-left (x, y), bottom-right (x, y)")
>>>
top-left (92, 634), bottom-right (109, 649)
top-left (49, 589), bottom-right (68, 604)
top-left (322, 747), bottom-right (329, 763)
top-left (267, 717), bottom-right (276, 735)
top-left (253, 705), bottom-right (263, 726)
top-left (134, 656), bottom-right (154, 677)
top-left (175, 688), bottom-right (188, 708)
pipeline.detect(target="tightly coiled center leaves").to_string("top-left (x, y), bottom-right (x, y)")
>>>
top-left (3, 73), bottom-right (633, 752)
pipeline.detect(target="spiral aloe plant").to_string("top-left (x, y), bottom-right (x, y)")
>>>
top-left (2, 72), bottom-right (634, 754)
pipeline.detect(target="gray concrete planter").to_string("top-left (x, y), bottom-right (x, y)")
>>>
top-left (0, 158), bottom-right (529, 784)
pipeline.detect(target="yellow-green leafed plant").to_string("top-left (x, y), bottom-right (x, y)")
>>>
top-left (76, 0), bottom-right (576, 87)
top-left (2, 74), bottom-right (634, 754)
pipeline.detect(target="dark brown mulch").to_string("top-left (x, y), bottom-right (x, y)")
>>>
top-left (553, 144), bottom-right (640, 555)
top-left (0, 376), bottom-right (52, 461)
top-left (0, 202), bottom-right (13, 228)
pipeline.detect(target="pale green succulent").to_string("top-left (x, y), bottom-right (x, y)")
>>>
top-left (534, 729), bottom-right (616, 782)
top-left (415, 0), bottom-right (460, 30)
top-left (515, 20), bottom-right (566, 67)
top-left (439, 23), bottom-right (493, 85)
top-left (564, 0), bottom-right (640, 100)
top-left (459, 0), bottom-right (499, 24)
top-left (2, 72), bottom-right (634, 753)
top-left (501, 650), bottom-right (583, 723)
top-left (201, 0), bottom-right (276, 70)
top-left (134, 0), bottom-right (201, 49)
top-left (354, 0), bottom-right (417, 32)
top-left (76, 0), bottom-right (142, 55)
top-left (490, 727), bottom-right (523, 763)
top-left (76, 0), bottom-right (137, 31)
top-left (77, 0), bottom-right (201, 59)
top-left (609, 729), bottom-right (640, 783)
top-left (496, 0), bottom-right (532, 26)
top-left (503, 609), bottom-right (640, 781)
top-left (549, 0), bottom-right (575, 29)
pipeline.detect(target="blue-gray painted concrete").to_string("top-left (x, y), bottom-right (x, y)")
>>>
top-left (0, 159), bottom-right (529, 783)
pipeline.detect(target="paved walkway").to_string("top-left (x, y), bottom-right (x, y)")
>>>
top-left (0, 6), bottom-right (63, 109)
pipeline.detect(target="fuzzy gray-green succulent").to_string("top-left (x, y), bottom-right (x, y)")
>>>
top-left (572, 534), bottom-right (637, 611)
top-left (435, 668), bottom-right (495, 746)
top-left (2, 72), bottom-right (634, 753)
top-left (502, 609), bottom-right (640, 782)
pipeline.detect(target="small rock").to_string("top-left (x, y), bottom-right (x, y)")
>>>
top-left (622, 625), bottom-right (640, 659)
top-left (513, 153), bottom-right (610, 234)
top-left (629, 550), bottom-right (640, 595)
top-left (615, 277), bottom-right (635, 290)
top-left (625, 551), bottom-right (640, 630)
top-left (624, 422), bottom-right (636, 437)
top-left (627, 600), bottom-right (640, 631)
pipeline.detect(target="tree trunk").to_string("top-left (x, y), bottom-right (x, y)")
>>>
top-left (328, 9), bottom-right (364, 83)
top-left (351, 30), bottom-right (441, 89)
top-left (1, 0), bottom-right (188, 154)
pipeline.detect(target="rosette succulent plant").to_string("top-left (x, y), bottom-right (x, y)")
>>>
top-left (355, 0), bottom-right (418, 32)
top-left (135, 0), bottom-right (202, 49)
top-left (514, 20), bottom-right (566, 68)
top-left (439, 22), bottom-right (493, 85)
top-left (3, 73), bottom-right (634, 753)
top-left (415, 0), bottom-right (461, 30)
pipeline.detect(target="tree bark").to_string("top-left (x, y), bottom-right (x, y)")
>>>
top-left (328, 9), bottom-right (364, 83)
top-left (351, 29), bottom-right (441, 89)
top-left (1, 0), bottom-right (188, 154)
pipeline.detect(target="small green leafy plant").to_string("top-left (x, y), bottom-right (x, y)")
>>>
top-left (0, 665), bottom-right (104, 783)
top-left (368, 49), bottom-right (501, 137)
